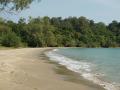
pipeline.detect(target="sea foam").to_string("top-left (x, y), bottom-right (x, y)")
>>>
top-left (45, 49), bottom-right (119, 90)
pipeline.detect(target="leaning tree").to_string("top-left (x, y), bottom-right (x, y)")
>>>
top-left (0, 0), bottom-right (40, 12)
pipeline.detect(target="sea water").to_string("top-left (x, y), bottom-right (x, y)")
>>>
top-left (46, 48), bottom-right (120, 90)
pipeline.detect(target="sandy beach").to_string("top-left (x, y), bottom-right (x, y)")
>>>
top-left (0, 48), bottom-right (105, 90)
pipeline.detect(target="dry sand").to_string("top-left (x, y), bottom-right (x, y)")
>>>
top-left (0, 48), bottom-right (104, 90)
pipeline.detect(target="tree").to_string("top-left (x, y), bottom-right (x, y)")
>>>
top-left (1, 32), bottom-right (22, 47)
top-left (0, 16), bottom-right (119, 48)
top-left (0, 0), bottom-right (40, 12)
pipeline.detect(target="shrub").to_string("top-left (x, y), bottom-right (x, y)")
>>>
top-left (1, 32), bottom-right (22, 47)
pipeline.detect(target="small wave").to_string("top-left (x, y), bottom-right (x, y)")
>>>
top-left (53, 49), bottom-right (58, 52)
top-left (45, 49), bottom-right (119, 90)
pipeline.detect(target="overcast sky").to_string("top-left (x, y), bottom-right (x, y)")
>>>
top-left (1, 0), bottom-right (120, 24)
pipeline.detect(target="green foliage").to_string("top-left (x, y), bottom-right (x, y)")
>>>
top-left (0, 16), bottom-right (120, 47)
top-left (0, 0), bottom-right (40, 11)
top-left (1, 32), bottom-right (22, 47)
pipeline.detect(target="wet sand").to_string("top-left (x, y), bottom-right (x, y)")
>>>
top-left (0, 48), bottom-right (105, 90)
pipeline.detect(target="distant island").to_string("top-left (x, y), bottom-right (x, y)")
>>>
top-left (0, 16), bottom-right (120, 48)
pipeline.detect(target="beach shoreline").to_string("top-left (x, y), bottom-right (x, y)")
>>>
top-left (0, 48), bottom-right (105, 90)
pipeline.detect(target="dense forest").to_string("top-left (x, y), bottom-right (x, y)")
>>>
top-left (0, 16), bottom-right (120, 47)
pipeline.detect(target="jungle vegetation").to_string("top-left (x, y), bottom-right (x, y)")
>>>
top-left (0, 16), bottom-right (120, 47)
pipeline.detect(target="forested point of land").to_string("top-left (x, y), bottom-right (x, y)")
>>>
top-left (0, 16), bottom-right (120, 47)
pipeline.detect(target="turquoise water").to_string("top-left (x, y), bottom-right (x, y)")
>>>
top-left (46, 48), bottom-right (120, 90)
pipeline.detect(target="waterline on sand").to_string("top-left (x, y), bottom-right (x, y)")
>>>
top-left (45, 49), bottom-right (119, 90)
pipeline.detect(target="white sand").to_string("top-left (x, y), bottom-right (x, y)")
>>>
top-left (0, 48), bottom-right (104, 90)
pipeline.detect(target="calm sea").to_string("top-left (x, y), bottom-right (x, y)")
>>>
top-left (46, 48), bottom-right (120, 90)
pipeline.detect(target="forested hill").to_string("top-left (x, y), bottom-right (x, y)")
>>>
top-left (0, 16), bottom-right (120, 47)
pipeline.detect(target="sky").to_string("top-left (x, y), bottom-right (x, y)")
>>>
top-left (1, 0), bottom-right (120, 24)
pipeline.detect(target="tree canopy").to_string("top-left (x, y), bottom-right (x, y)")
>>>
top-left (0, 0), bottom-right (40, 12)
top-left (0, 16), bottom-right (120, 47)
